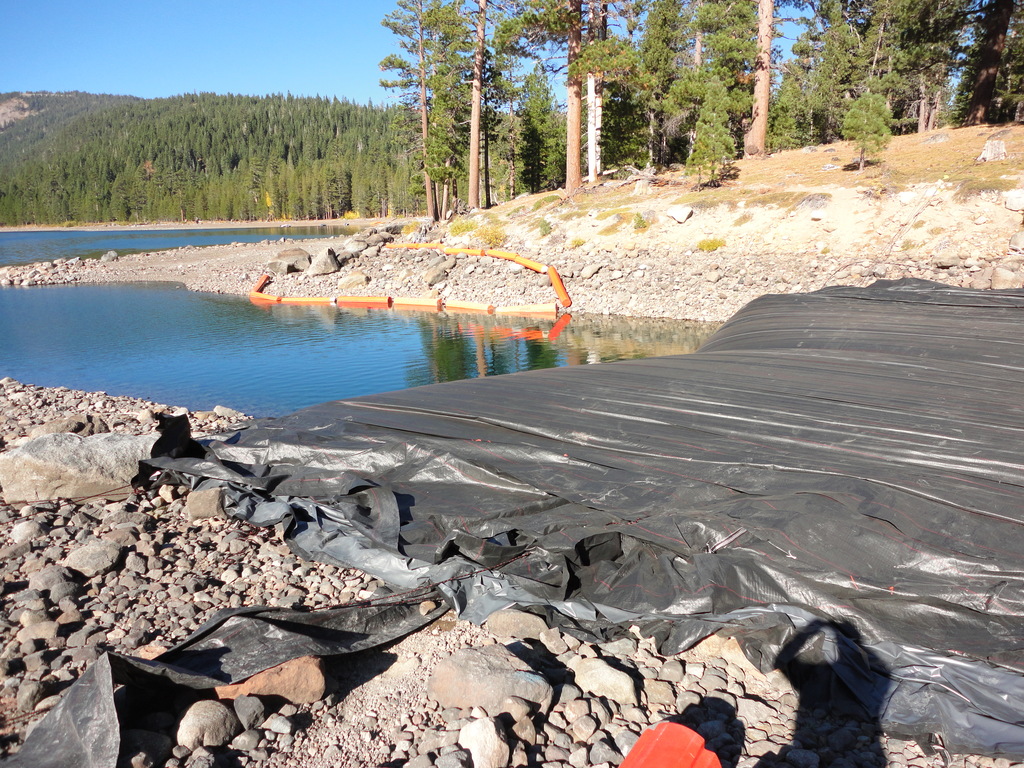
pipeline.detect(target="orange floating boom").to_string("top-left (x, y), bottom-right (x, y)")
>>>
top-left (444, 300), bottom-right (495, 314)
top-left (337, 296), bottom-right (393, 308)
top-left (393, 296), bottom-right (443, 311)
top-left (548, 267), bottom-right (572, 308)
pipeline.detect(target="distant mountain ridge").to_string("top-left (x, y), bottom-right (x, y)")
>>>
top-left (0, 91), bottom-right (139, 167)
top-left (0, 91), bottom-right (417, 226)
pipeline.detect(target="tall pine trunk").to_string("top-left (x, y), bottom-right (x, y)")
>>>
top-left (744, 0), bottom-right (773, 156)
top-left (468, 0), bottom-right (486, 209)
top-left (417, 18), bottom-right (438, 221)
top-left (566, 0), bottom-right (584, 195)
top-left (963, 0), bottom-right (1016, 126)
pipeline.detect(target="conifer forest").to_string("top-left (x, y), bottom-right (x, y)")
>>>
top-left (0, 0), bottom-right (1020, 226)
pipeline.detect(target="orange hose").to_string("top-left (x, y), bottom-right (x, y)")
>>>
top-left (548, 267), bottom-right (572, 308)
top-left (252, 273), bottom-right (272, 292)
top-left (443, 300), bottom-right (495, 314)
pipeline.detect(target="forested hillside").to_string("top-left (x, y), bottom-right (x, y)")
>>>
top-left (2, 0), bottom-right (1021, 227)
top-left (382, 0), bottom-right (1024, 219)
top-left (0, 94), bottom-right (419, 225)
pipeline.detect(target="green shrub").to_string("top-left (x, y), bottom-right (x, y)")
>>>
top-left (697, 237), bottom-right (726, 252)
top-left (449, 219), bottom-right (478, 236)
top-left (476, 223), bottom-right (507, 247)
top-left (569, 237), bottom-right (585, 249)
top-left (532, 194), bottom-right (560, 211)
top-left (401, 222), bottom-right (418, 235)
top-left (536, 218), bottom-right (552, 237)
top-left (633, 213), bottom-right (649, 231)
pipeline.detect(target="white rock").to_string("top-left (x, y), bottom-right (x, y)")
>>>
top-left (459, 717), bottom-right (510, 768)
top-left (666, 205), bottom-right (694, 224)
top-left (1004, 189), bottom-right (1024, 212)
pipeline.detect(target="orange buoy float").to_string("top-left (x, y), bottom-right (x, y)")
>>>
top-left (443, 300), bottom-right (495, 314)
top-left (393, 296), bottom-right (443, 311)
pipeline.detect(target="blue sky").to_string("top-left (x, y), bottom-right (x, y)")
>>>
top-left (1, 0), bottom-right (399, 104)
top-left (3, 1), bottom-right (806, 105)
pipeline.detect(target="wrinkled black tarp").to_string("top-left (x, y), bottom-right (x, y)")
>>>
top-left (147, 279), bottom-right (1024, 756)
top-left (14, 279), bottom-right (1024, 765)
top-left (7, 596), bottom-right (446, 767)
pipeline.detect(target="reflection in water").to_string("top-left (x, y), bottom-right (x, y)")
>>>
top-left (0, 284), bottom-right (718, 416)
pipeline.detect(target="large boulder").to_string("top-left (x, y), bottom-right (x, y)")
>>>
top-left (337, 270), bottom-right (370, 292)
top-left (0, 432), bottom-right (157, 504)
top-left (306, 249), bottom-right (340, 276)
top-left (28, 414), bottom-right (109, 438)
top-left (276, 247), bottom-right (312, 271)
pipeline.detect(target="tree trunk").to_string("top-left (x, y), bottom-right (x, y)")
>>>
top-left (744, 0), bottom-right (773, 156)
top-left (963, 0), bottom-right (1016, 126)
top-left (417, 14), bottom-right (438, 221)
top-left (566, 0), bottom-right (584, 195)
top-left (586, 3), bottom-right (607, 183)
top-left (587, 74), bottom-right (605, 182)
top-left (917, 82), bottom-right (929, 133)
top-left (483, 96), bottom-right (492, 208)
top-left (468, 0), bottom-right (486, 209)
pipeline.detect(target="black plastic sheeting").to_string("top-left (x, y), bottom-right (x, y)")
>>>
top-left (8, 596), bottom-right (446, 767)
top-left (11, 279), bottom-right (1024, 764)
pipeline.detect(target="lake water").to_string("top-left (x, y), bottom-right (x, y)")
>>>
top-left (0, 283), bottom-right (717, 417)
top-left (0, 225), bottom-right (354, 268)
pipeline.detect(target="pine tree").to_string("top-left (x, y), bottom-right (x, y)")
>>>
top-left (686, 76), bottom-right (735, 185)
top-left (842, 92), bottom-right (893, 170)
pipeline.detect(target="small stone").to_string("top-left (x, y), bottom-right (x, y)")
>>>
top-left (17, 680), bottom-right (47, 712)
top-left (232, 695), bottom-right (267, 731)
top-left (484, 609), bottom-right (548, 640)
top-left (229, 729), bottom-right (262, 751)
top-left (571, 657), bottom-right (637, 705)
top-left (63, 540), bottom-right (124, 578)
top-left (215, 655), bottom-right (326, 704)
top-left (459, 717), bottom-right (510, 768)
top-left (436, 748), bottom-right (473, 768)
top-left (176, 700), bottom-right (241, 750)
top-left (262, 713), bottom-right (294, 735)
top-left (185, 488), bottom-right (225, 521)
top-left (10, 520), bottom-right (46, 544)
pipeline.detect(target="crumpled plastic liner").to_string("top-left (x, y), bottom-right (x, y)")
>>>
top-left (10, 279), bottom-right (1024, 765)
top-left (7, 595), bottom-right (446, 768)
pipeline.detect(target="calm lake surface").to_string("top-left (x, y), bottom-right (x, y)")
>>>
top-left (0, 226), bottom-right (354, 268)
top-left (0, 283), bottom-right (717, 417)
